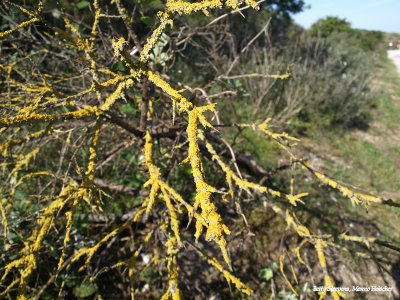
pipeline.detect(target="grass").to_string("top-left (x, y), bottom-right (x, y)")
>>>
top-left (304, 53), bottom-right (400, 242)
top-left (372, 57), bottom-right (400, 128)
top-left (328, 137), bottom-right (399, 192)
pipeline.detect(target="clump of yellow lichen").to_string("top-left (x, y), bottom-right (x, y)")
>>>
top-left (161, 237), bottom-right (181, 300)
top-left (184, 106), bottom-right (232, 265)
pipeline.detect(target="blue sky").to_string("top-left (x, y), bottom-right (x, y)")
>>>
top-left (292, 0), bottom-right (400, 33)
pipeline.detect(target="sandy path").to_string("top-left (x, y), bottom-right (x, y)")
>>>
top-left (388, 49), bottom-right (400, 73)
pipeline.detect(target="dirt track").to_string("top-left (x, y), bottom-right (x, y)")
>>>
top-left (388, 49), bottom-right (400, 73)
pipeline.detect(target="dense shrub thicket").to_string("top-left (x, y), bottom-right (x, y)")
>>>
top-left (173, 15), bottom-right (384, 130)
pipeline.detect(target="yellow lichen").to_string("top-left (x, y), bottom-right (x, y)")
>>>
top-left (315, 239), bottom-right (327, 268)
top-left (1, 183), bottom-right (77, 299)
top-left (186, 106), bottom-right (231, 265)
top-left (279, 255), bottom-right (298, 296)
top-left (0, 17), bottom-right (39, 39)
top-left (0, 189), bottom-right (8, 237)
top-left (320, 275), bottom-right (346, 300)
top-left (147, 71), bottom-right (193, 111)
top-left (203, 253), bottom-right (253, 295)
top-left (312, 169), bottom-right (382, 206)
top-left (140, 12), bottom-right (173, 62)
top-left (11, 148), bottom-right (40, 177)
top-left (161, 237), bottom-right (181, 300)
top-left (339, 233), bottom-right (376, 248)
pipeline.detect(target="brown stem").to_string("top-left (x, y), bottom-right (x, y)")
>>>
top-left (139, 78), bottom-right (149, 131)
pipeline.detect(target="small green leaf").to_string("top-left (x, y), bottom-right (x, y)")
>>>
top-left (134, 0), bottom-right (164, 9)
top-left (259, 267), bottom-right (273, 281)
top-left (119, 103), bottom-right (137, 114)
top-left (112, 61), bottom-right (126, 73)
top-left (77, 1), bottom-right (90, 9)
top-left (147, 0), bottom-right (164, 9)
top-left (73, 281), bottom-right (97, 298)
top-left (140, 16), bottom-right (156, 27)
top-left (0, 23), bottom-right (9, 31)
top-left (159, 33), bottom-right (169, 46)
